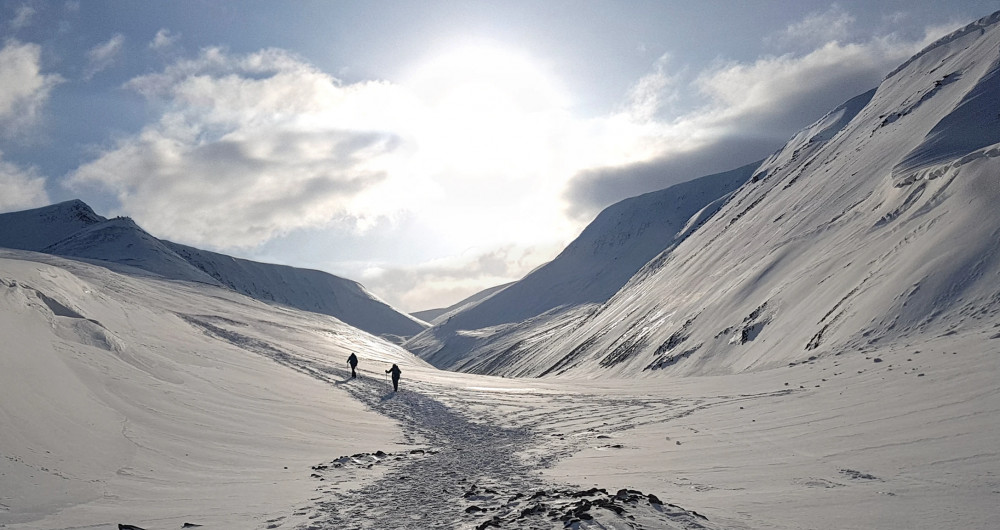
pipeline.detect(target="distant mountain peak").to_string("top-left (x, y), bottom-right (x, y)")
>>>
top-left (0, 199), bottom-right (107, 252)
top-left (39, 199), bottom-right (105, 225)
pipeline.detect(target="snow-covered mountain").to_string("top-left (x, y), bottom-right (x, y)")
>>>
top-left (438, 10), bottom-right (1000, 378)
top-left (164, 241), bottom-right (427, 339)
top-left (411, 281), bottom-right (514, 325)
top-left (0, 200), bottom-right (427, 339)
top-left (0, 198), bottom-right (104, 250)
top-left (405, 161), bottom-right (761, 369)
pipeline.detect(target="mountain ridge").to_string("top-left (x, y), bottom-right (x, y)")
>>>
top-left (522, 9), bottom-right (1000, 377)
top-left (0, 200), bottom-right (427, 339)
top-left (409, 9), bottom-right (1000, 378)
top-left (405, 161), bottom-right (761, 369)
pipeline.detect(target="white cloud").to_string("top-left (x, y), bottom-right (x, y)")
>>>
top-left (0, 153), bottom-right (49, 212)
top-left (10, 5), bottom-right (36, 30)
top-left (621, 53), bottom-right (677, 123)
top-left (565, 17), bottom-right (958, 217)
top-left (69, 48), bottom-right (417, 248)
top-left (0, 40), bottom-right (62, 136)
top-left (84, 34), bottom-right (125, 79)
top-left (770, 5), bottom-right (856, 49)
top-left (149, 28), bottom-right (180, 51)
top-left (358, 243), bottom-right (561, 312)
top-left (68, 44), bottom-right (592, 257)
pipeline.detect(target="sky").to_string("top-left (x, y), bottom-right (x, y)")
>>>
top-left (1, 1), bottom-right (997, 313)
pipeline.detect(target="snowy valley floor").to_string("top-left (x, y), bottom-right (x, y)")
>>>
top-left (251, 329), bottom-right (1000, 530)
top-left (2, 252), bottom-right (998, 530)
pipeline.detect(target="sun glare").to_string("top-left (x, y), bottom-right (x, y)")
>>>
top-left (404, 42), bottom-right (569, 177)
top-left (380, 41), bottom-right (581, 251)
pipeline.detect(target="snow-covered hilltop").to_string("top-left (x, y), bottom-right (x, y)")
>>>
top-left (411, 10), bottom-right (1000, 378)
top-left (0, 200), bottom-right (426, 339)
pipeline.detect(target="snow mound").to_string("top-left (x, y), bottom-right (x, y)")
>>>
top-left (0, 249), bottom-right (416, 528)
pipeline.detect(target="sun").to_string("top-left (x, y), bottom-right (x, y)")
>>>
top-left (402, 41), bottom-right (570, 177)
top-left (369, 39), bottom-right (581, 256)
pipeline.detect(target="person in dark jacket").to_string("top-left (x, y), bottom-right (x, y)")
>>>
top-left (347, 352), bottom-right (359, 378)
top-left (386, 363), bottom-right (401, 391)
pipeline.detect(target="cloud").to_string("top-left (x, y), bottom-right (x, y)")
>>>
top-left (621, 53), bottom-right (678, 122)
top-left (9, 4), bottom-right (36, 30)
top-left (0, 40), bottom-right (62, 136)
top-left (0, 152), bottom-right (49, 212)
top-left (563, 16), bottom-right (955, 219)
top-left (358, 244), bottom-right (560, 312)
top-left (769, 5), bottom-right (856, 49)
top-left (68, 47), bottom-right (413, 248)
top-left (84, 34), bottom-right (125, 79)
top-left (149, 28), bottom-right (180, 51)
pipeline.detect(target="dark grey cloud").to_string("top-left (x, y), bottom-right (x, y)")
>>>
top-left (564, 135), bottom-right (776, 221)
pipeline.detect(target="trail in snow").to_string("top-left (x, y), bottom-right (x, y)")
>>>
top-left (300, 371), bottom-right (724, 530)
top-left (183, 314), bottom-right (729, 529)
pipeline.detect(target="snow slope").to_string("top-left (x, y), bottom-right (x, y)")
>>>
top-left (0, 200), bottom-right (427, 339)
top-left (0, 199), bottom-right (104, 251)
top-left (0, 248), bottom-right (416, 529)
top-left (411, 281), bottom-right (514, 325)
top-left (3, 247), bottom-right (996, 529)
top-left (449, 10), bottom-right (1000, 379)
top-left (45, 216), bottom-right (223, 284)
top-left (165, 242), bottom-right (427, 339)
top-left (407, 161), bottom-right (761, 370)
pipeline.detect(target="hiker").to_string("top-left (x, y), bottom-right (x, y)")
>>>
top-left (347, 352), bottom-right (358, 378)
top-left (386, 363), bottom-right (401, 391)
